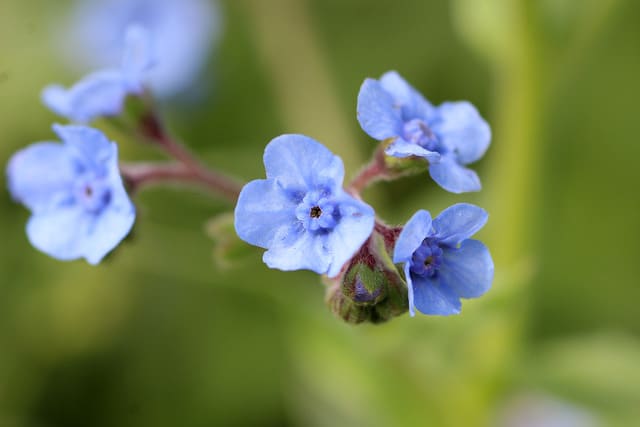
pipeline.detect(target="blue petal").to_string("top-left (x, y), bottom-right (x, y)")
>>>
top-left (234, 179), bottom-right (298, 249)
top-left (82, 199), bottom-right (136, 265)
top-left (411, 273), bottom-right (461, 316)
top-left (6, 142), bottom-right (77, 213)
top-left (121, 24), bottom-right (154, 90)
top-left (42, 85), bottom-right (72, 118)
top-left (379, 71), bottom-right (434, 120)
top-left (67, 70), bottom-right (130, 122)
top-left (324, 193), bottom-right (375, 277)
top-left (431, 101), bottom-right (491, 164)
top-left (26, 203), bottom-right (134, 265)
top-left (356, 78), bottom-right (402, 140)
top-left (26, 206), bottom-right (88, 261)
top-left (429, 156), bottom-right (481, 193)
top-left (263, 134), bottom-right (344, 191)
top-left (393, 210), bottom-right (432, 263)
top-left (53, 124), bottom-right (114, 172)
top-left (405, 263), bottom-right (416, 316)
top-left (82, 137), bottom-right (135, 264)
top-left (432, 203), bottom-right (488, 247)
top-left (439, 239), bottom-right (493, 299)
top-left (385, 138), bottom-right (440, 162)
top-left (263, 231), bottom-right (332, 275)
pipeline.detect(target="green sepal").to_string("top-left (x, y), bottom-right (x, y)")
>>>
top-left (205, 213), bottom-right (252, 269)
top-left (326, 230), bottom-right (408, 324)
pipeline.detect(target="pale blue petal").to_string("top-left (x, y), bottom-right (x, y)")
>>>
top-left (429, 156), bottom-right (481, 193)
top-left (439, 240), bottom-right (493, 299)
top-left (385, 138), bottom-right (440, 162)
top-left (263, 232), bottom-right (332, 275)
top-left (65, 70), bottom-right (130, 122)
top-left (26, 203), bottom-right (134, 264)
top-left (405, 263), bottom-right (416, 317)
top-left (356, 78), bottom-right (402, 140)
top-left (53, 124), bottom-right (114, 172)
top-left (379, 71), bottom-right (434, 120)
top-left (121, 24), bottom-right (154, 90)
top-left (41, 85), bottom-right (72, 118)
top-left (234, 179), bottom-right (298, 248)
top-left (325, 194), bottom-right (375, 277)
top-left (65, 0), bottom-right (220, 98)
top-left (393, 210), bottom-right (432, 263)
top-left (6, 142), bottom-right (77, 213)
top-left (411, 274), bottom-right (461, 316)
top-left (83, 200), bottom-right (136, 264)
top-left (431, 101), bottom-right (491, 164)
top-left (432, 203), bottom-right (488, 247)
top-left (26, 205), bottom-right (88, 261)
top-left (263, 135), bottom-right (344, 191)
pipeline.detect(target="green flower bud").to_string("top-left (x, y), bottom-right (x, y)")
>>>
top-left (326, 228), bottom-right (408, 324)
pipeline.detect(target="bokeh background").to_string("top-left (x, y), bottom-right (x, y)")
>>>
top-left (1, 0), bottom-right (640, 426)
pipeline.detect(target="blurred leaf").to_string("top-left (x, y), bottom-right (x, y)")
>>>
top-left (521, 333), bottom-right (640, 425)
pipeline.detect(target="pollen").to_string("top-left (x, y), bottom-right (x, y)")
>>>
top-left (310, 206), bottom-right (322, 218)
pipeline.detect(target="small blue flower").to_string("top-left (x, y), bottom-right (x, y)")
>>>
top-left (357, 71), bottom-right (491, 193)
top-left (43, 25), bottom-right (153, 123)
top-left (6, 124), bottom-right (135, 264)
top-left (234, 135), bottom-right (375, 278)
top-left (393, 204), bottom-right (493, 316)
top-left (61, 0), bottom-right (221, 98)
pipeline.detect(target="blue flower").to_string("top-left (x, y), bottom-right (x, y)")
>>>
top-left (357, 71), bottom-right (491, 193)
top-left (43, 25), bottom-right (153, 123)
top-left (61, 0), bottom-right (221, 98)
top-left (393, 204), bottom-right (493, 316)
top-left (234, 135), bottom-right (375, 278)
top-left (6, 124), bottom-right (135, 264)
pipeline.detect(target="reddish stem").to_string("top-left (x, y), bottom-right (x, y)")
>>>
top-left (135, 112), bottom-right (243, 202)
top-left (120, 162), bottom-right (241, 201)
top-left (347, 147), bottom-right (388, 196)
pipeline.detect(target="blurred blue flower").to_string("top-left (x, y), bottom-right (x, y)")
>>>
top-left (62, 0), bottom-right (221, 98)
top-left (357, 71), bottom-right (491, 193)
top-left (43, 25), bottom-right (152, 123)
top-left (6, 124), bottom-right (135, 264)
top-left (234, 135), bottom-right (375, 278)
top-left (393, 204), bottom-right (493, 316)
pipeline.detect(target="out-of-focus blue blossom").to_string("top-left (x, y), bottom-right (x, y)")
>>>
top-left (43, 25), bottom-right (152, 123)
top-left (393, 204), bottom-right (493, 316)
top-left (62, 0), bottom-right (221, 98)
top-left (234, 135), bottom-right (375, 278)
top-left (357, 71), bottom-right (491, 193)
top-left (6, 124), bottom-right (135, 264)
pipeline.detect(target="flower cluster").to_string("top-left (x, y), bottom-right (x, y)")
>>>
top-left (5, 0), bottom-right (493, 325)
top-left (7, 0), bottom-right (224, 265)
top-left (235, 71), bottom-right (494, 320)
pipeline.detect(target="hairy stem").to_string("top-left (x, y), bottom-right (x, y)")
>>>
top-left (347, 147), bottom-right (388, 196)
top-left (134, 112), bottom-right (243, 202)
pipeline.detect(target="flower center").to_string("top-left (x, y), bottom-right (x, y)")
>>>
top-left (410, 239), bottom-right (443, 277)
top-left (403, 119), bottom-right (441, 152)
top-left (310, 206), bottom-right (322, 218)
top-left (75, 176), bottom-right (112, 213)
top-left (295, 190), bottom-right (339, 232)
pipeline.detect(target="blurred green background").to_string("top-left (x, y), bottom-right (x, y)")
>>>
top-left (1, 0), bottom-right (640, 426)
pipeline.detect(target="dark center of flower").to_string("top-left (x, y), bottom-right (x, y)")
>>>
top-left (410, 239), bottom-right (444, 278)
top-left (295, 191), bottom-right (339, 232)
top-left (310, 206), bottom-right (322, 218)
top-left (75, 177), bottom-right (112, 214)
top-left (403, 119), bottom-right (441, 152)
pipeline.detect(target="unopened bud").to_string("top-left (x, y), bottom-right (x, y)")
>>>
top-left (326, 229), bottom-right (408, 324)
